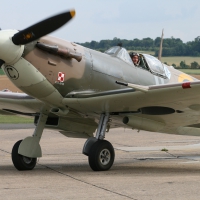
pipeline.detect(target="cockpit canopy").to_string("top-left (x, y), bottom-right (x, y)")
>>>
top-left (143, 54), bottom-right (165, 77)
top-left (105, 46), bottom-right (133, 65)
top-left (105, 46), bottom-right (171, 79)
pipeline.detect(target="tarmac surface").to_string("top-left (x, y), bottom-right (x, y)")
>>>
top-left (1, 125), bottom-right (200, 200)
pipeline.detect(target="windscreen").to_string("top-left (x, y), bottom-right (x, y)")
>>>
top-left (117, 48), bottom-right (133, 64)
top-left (104, 46), bottom-right (120, 55)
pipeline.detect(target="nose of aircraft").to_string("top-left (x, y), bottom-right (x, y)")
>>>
top-left (0, 10), bottom-right (76, 66)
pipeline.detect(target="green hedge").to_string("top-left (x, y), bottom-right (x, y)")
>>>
top-left (0, 69), bottom-right (5, 75)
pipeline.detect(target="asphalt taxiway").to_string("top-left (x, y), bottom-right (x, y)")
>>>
top-left (1, 125), bottom-right (200, 199)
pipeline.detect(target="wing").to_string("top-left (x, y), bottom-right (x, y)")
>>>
top-left (3, 80), bottom-right (200, 137)
top-left (0, 91), bottom-right (43, 115)
top-left (63, 81), bottom-right (200, 136)
top-left (0, 91), bottom-right (97, 138)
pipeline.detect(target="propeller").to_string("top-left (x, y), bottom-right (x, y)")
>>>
top-left (0, 10), bottom-right (75, 65)
top-left (12, 10), bottom-right (75, 45)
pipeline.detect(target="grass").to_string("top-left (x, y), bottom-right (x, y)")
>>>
top-left (0, 114), bottom-right (33, 124)
top-left (178, 69), bottom-right (200, 75)
top-left (161, 56), bottom-right (200, 66)
top-left (161, 148), bottom-right (168, 152)
top-left (0, 69), bottom-right (4, 75)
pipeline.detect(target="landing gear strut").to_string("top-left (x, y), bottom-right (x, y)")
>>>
top-left (83, 114), bottom-right (115, 171)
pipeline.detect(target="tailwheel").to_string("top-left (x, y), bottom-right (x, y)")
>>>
top-left (88, 140), bottom-right (115, 171)
top-left (11, 140), bottom-right (37, 171)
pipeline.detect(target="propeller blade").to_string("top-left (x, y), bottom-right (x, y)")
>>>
top-left (12, 10), bottom-right (75, 45)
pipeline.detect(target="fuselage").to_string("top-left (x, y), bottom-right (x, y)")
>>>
top-left (3, 35), bottom-right (197, 103)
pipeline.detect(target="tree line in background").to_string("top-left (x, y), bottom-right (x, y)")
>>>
top-left (171, 61), bottom-right (200, 69)
top-left (77, 36), bottom-right (200, 57)
top-left (169, 61), bottom-right (200, 69)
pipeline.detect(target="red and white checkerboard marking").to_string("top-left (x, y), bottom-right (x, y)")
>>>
top-left (57, 72), bottom-right (65, 82)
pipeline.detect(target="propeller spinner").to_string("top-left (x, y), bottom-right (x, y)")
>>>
top-left (0, 10), bottom-right (75, 65)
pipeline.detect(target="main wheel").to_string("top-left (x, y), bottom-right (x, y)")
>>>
top-left (11, 140), bottom-right (37, 171)
top-left (88, 140), bottom-right (115, 171)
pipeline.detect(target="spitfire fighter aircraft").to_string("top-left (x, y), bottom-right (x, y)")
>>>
top-left (0, 10), bottom-right (200, 171)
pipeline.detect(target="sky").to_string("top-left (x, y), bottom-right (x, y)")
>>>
top-left (1, 0), bottom-right (200, 43)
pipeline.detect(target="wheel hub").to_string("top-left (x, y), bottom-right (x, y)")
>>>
top-left (22, 156), bottom-right (33, 164)
top-left (99, 149), bottom-right (111, 165)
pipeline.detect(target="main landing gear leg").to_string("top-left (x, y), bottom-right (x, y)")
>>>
top-left (11, 110), bottom-right (48, 171)
top-left (83, 114), bottom-right (115, 171)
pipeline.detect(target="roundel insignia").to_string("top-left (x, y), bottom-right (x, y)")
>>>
top-left (4, 65), bottom-right (19, 80)
top-left (178, 73), bottom-right (194, 83)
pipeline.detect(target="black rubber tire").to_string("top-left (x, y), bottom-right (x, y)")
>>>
top-left (88, 140), bottom-right (115, 171)
top-left (11, 140), bottom-right (37, 171)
